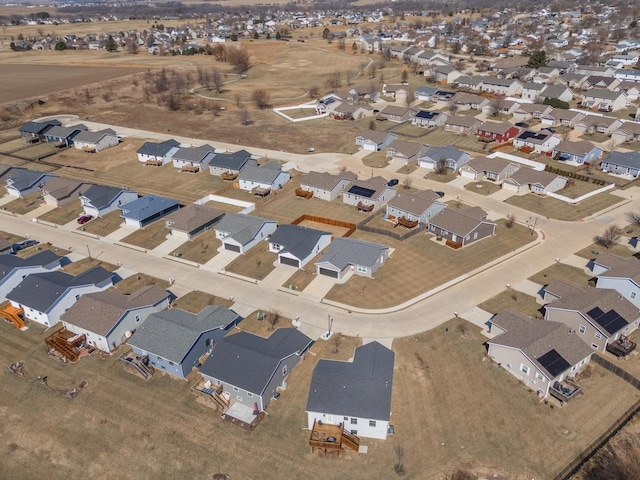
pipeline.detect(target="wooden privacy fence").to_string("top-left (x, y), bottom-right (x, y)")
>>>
top-left (357, 211), bottom-right (425, 241)
top-left (291, 214), bottom-right (356, 237)
top-left (552, 355), bottom-right (640, 480)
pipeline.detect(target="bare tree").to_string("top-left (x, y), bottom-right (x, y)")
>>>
top-left (345, 70), bottom-right (354, 86)
top-left (238, 107), bottom-right (251, 126)
top-left (394, 444), bottom-right (405, 476)
top-left (595, 225), bottom-right (622, 249)
top-left (325, 72), bottom-right (342, 92)
top-left (226, 45), bottom-right (251, 74)
top-left (402, 176), bottom-right (412, 189)
top-left (307, 85), bottom-right (320, 99)
top-left (211, 69), bottom-right (223, 94)
top-left (447, 100), bottom-right (458, 114)
top-left (434, 158), bottom-right (447, 175)
top-left (332, 332), bottom-right (342, 353)
top-left (251, 88), bottom-right (271, 109)
top-left (627, 211), bottom-right (640, 226)
top-left (267, 309), bottom-right (280, 330)
top-left (368, 119), bottom-right (377, 130)
top-left (211, 102), bottom-right (223, 117)
top-left (400, 69), bottom-right (409, 84)
top-left (234, 93), bottom-right (242, 109)
top-left (405, 89), bottom-right (415, 107)
top-left (505, 212), bottom-right (516, 229)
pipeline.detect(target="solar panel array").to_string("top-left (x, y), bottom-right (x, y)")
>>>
top-left (348, 185), bottom-right (376, 198)
top-left (537, 349), bottom-right (571, 378)
top-left (587, 307), bottom-right (628, 335)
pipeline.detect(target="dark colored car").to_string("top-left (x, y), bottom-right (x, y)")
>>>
top-left (515, 122), bottom-right (529, 128)
top-left (77, 215), bottom-right (94, 225)
top-left (387, 178), bottom-right (399, 186)
top-left (435, 191), bottom-right (445, 198)
top-left (11, 239), bottom-right (39, 254)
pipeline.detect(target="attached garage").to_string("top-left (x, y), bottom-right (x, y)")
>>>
top-left (224, 243), bottom-right (241, 253)
top-left (318, 267), bottom-right (339, 278)
top-left (279, 256), bottom-right (300, 268)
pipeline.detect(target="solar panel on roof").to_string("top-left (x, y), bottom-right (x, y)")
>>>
top-left (598, 309), bottom-right (628, 335)
top-left (348, 186), bottom-right (376, 198)
top-left (587, 307), bottom-right (604, 320)
top-left (537, 349), bottom-right (571, 378)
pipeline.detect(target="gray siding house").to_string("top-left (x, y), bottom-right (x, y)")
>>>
top-left (209, 149), bottom-right (253, 176)
top-left (386, 189), bottom-right (446, 225)
top-left (343, 176), bottom-right (396, 212)
top-left (199, 328), bottom-right (313, 412)
top-left (315, 237), bottom-right (389, 279)
top-left (600, 151), bottom-right (640, 177)
top-left (238, 160), bottom-right (290, 192)
top-left (269, 224), bottom-right (332, 269)
top-left (119, 194), bottom-right (180, 228)
top-left (593, 255), bottom-right (640, 308)
top-left (80, 185), bottom-right (138, 217)
top-left (136, 139), bottom-right (180, 165)
top-left (459, 156), bottom-right (519, 182)
top-left (299, 171), bottom-right (357, 201)
top-left (42, 178), bottom-right (94, 207)
top-left (214, 213), bottom-right (277, 253)
top-left (428, 207), bottom-right (496, 247)
top-left (164, 204), bottom-right (225, 240)
top-left (0, 250), bottom-right (62, 300)
top-left (6, 169), bottom-right (58, 198)
top-left (172, 144), bottom-right (216, 172)
top-left (129, 305), bottom-right (242, 379)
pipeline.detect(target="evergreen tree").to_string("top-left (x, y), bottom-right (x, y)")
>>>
top-left (105, 35), bottom-right (118, 52)
top-left (527, 50), bottom-right (549, 68)
top-left (54, 40), bottom-right (67, 50)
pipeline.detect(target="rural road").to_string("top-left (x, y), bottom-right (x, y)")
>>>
top-left (28, 114), bottom-right (640, 340)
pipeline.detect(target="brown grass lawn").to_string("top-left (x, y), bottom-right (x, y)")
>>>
top-left (114, 273), bottom-right (170, 294)
top-left (204, 199), bottom-right (245, 213)
top-left (230, 310), bottom-right (294, 338)
top-left (283, 254), bottom-right (322, 291)
top-left (0, 230), bottom-right (27, 245)
top-left (396, 163), bottom-right (419, 175)
top-left (0, 138), bottom-right (26, 153)
top-left (528, 263), bottom-right (592, 288)
top-left (16, 244), bottom-right (69, 259)
top-left (560, 180), bottom-right (611, 199)
top-left (169, 230), bottom-right (221, 264)
top-left (38, 202), bottom-right (84, 225)
top-left (574, 241), bottom-right (637, 260)
top-left (477, 290), bottom-right (543, 317)
top-left (296, 219), bottom-right (351, 237)
top-left (81, 211), bottom-right (123, 236)
top-left (326, 220), bottom-right (535, 309)
top-left (425, 169), bottom-right (458, 183)
top-left (464, 180), bottom-right (502, 195)
top-left (421, 128), bottom-right (488, 153)
top-left (120, 220), bottom-right (169, 250)
top-left (16, 143), bottom-right (60, 160)
top-left (504, 192), bottom-right (623, 221)
top-left (62, 257), bottom-right (118, 275)
top-left (172, 290), bottom-right (233, 313)
top-left (3, 192), bottom-right (42, 215)
top-left (362, 151), bottom-right (391, 169)
top-left (224, 241), bottom-right (277, 280)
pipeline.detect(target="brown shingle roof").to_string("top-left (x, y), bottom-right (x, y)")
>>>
top-left (463, 156), bottom-right (516, 174)
top-left (554, 139), bottom-right (598, 156)
top-left (478, 121), bottom-right (515, 135)
top-left (445, 114), bottom-right (480, 128)
top-left (387, 189), bottom-right (442, 215)
top-left (429, 206), bottom-right (493, 236)
top-left (301, 171), bottom-right (357, 191)
top-left (163, 204), bottom-right (225, 234)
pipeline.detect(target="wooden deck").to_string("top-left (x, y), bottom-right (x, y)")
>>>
top-left (0, 301), bottom-right (26, 329)
top-left (357, 201), bottom-right (374, 212)
top-left (220, 172), bottom-right (238, 181)
top-left (295, 188), bottom-right (313, 199)
top-left (309, 419), bottom-right (361, 456)
top-left (606, 336), bottom-right (637, 358)
top-left (550, 378), bottom-right (583, 405)
top-left (190, 378), bottom-right (230, 412)
top-left (45, 327), bottom-right (89, 363)
top-left (398, 216), bottom-right (418, 228)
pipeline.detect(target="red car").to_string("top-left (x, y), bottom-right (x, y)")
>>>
top-left (77, 215), bottom-right (93, 225)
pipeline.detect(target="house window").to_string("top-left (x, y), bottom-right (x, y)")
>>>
top-left (591, 343), bottom-right (598, 349)
top-left (233, 386), bottom-right (240, 392)
top-left (135, 314), bottom-right (141, 322)
top-left (632, 292), bottom-right (637, 300)
top-left (579, 325), bottom-right (586, 334)
top-left (75, 294), bottom-right (80, 300)
top-left (344, 416), bottom-right (349, 421)
top-left (595, 333), bottom-right (602, 339)
top-left (356, 265), bottom-right (367, 273)
top-left (168, 361), bottom-right (174, 366)
top-left (369, 420), bottom-right (376, 427)
top-left (350, 430), bottom-right (358, 435)
top-left (237, 396), bottom-right (243, 402)
top-left (536, 372), bottom-right (544, 381)
top-left (247, 392), bottom-right (253, 398)
top-left (430, 225), bottom-right (435, 231)
top-left (441, 230), bottom-right (448, 237)
top-left (473, 232), bottom-right (478, 240)
top-left (520, 364), bottom-right (530, 375)
top-left (350, 418), bottom-right (357, 425)
top-left (282, 365), bottom-right (288, 376)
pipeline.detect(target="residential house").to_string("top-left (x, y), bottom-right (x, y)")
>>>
top-left (559, 73), bottom-right (588, 90)
top-left (487, 310), bottom-right (593, 400)
top-left (615, 69), bottom-right (640, 83)
top-left (386, 139), bottom-right (427, 165)
top-left (502, 168), bottom-right (568, 194)
top-left (574, 66), bottom-right (616, 77)
top-left (332, 102), bottom-right (374, 120)
top-left (433, 64), bottom-right (463, 84)
top-left (574, 115), bottom-right (623, 135)
top-left (617, 82), bottom-right (640, 102)
top-left (450, 93), bottom-right (490, 111)
top-left (513, 130), bottom-right (560, 154)
top-left (381, 83), bottom-right (411, 101)
top-left (214, 213), bottom-right (277, 253)
top-left (306, 342), bottom-right (394, 440)
top-left (545, 285), bottom-right (640, 353)
top-left (6, 267), bottom-right (113, 328)
top-left (299, 171), bottom-right (357, 201)
top-left (481, 78), bottom-right (524, 96)
top-left (172, 144), bottom-right (216, 172)
top-left (208, 150), bottom-right (253, 176)
top-left (18, 120), bottom-right (61, 143)
top-left (454, 75), bottom-right (484, 91)
top-left (611, 122), bottom-right (640, 144)
top-left (540, 84), bottom-right (574, 103)
top-left (0, 250), bottom-right (62, 300)
top-left (343, 176), bottom-right (396, 212)
top-left (540, 109), bottom-right (584, 128)
top-left (582, 76), bottom-right (620, 91)
top-left (512, 104), bottom-right (553, 123)
top-left (41, 177), bottom-right (93, 207)
top-left (355, 130), bottom-right (397, 151)
top-left (477, 121), bottom-right (520, 143)
top-left (199, 328), bottom-right (313, 411)
top-left (541, 279), bottom-right (587, 304)
top-left (129, 305), bottom-right (242, 379)
top-left (412, 110), bottom-right (448, 128)
top-left (73, 128), bottom-right (119, 153)
top-left (315, 238), bottom-right (389, 280)
top-left (118, 194), bottom-right (180, 228)
top-left (552, 140), bottom-right (602, 165)
top-left (136, 139), bottom-right (180, 165)
top-left (419, 145), bottom-right (470, 171)
top-left (600, 151), bottom-right (640, 177)
top-left (428, 207), bottom-right (496, 247)
top-left (164, 204), bottom-right (225, 240)
top-left (6, 169), bottom-right (58, 198)
top-left (238, 160), bottom-right (290, 193)
top-left (443, 115), bottom-right (480, 134)
top-left (80, 185), bottom-right (138, 217)
top-left (414, 86), bottom-right (440, 102)
top-left (44, 124), bottom-right (87, 147)
top-left (581, 89), bottom-right (627, 112)
top-left (60, 286), bottom-right (170, 353)
top-left (378, 105), bottom-right (417, 123)
top-left (269, 224), bottom-right (332, 269)
top-left (521, 82), bottom-right (546, 101)
top-left (592, 255), bottom-right (640, 307)
top-left (459, 156), bottom-right (520, 182)
top-left (385, 189), bottom-right (446, 225)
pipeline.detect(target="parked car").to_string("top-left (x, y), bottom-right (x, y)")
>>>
top-left (77, 215), bottom-right (93, 225)
top-left (387, 178), bottom-right (399, 186)
top-left (435, 191), bottom-right (445, 198)
top-left (515, 122), bottom-right (529, 128)
top-left (11, 239), bottom-right (39, 254)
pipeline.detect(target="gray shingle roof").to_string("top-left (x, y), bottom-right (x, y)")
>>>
top-left (119, 195), bottom-right (179, 221)
top-left (45, 124), bottom-right (87, 139)
top-left (81, 185), bottom-right (136, 210)
top-left (583, 89), bottom-right (624, 100)
top-left (6, 169), bottom-right (57, 192)
top-left (602, 151), bottom-right (640, 170)
top-left (200, 328), bottom-right (312, 394)
top-left (554, 140), bottom-right (598, 156)
top-left (0, 250), bottom-right (61, 283)
top-left (423, 145), bottom-right (467, 163)
top-left (209, 149), bottom-right (252, 170)
top-left (173, 144), bottom-right (215, 162)
top-left (270, 224), bottom-right (331, 260)
top-left (129, 305), bottom-right (240, 363)
top-left (316, 237), bottom-right (388, 271)
top-left (42, 177), bottom-right (92, 202)
top-left (386, 189), bottom-right (442, 215)
top-left (215, 213), bottom-right (275, 246)
top-left (19, 120), bottom-right (61, 134)
top-left (238, 160), bottom-right (284, 184)
top-left (6, 266), bottom-right (112, 313)
top-left (306, 342), bottom-right (394, 421)
top-left (429, 206), bottom-right (493, 237)
top-left (300, 171), bottom-right (356, 191)
top-left (73, 128), bottom-right (117, 144)
top-left (136, 139), bottom-right (180, 156)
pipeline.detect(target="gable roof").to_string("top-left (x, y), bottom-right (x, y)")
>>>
top-left (42, 177), bottom-right (92, 201)
top-left (119, 195), bottom-right (179, 221)
top-left (515, 130), bottom-right (555, 144)
top-left (210, 149), bottom-right (253, 170)
top-left (554, 140), bottom-right (599, 156)
top-left (346, 176), bottom-right (391, 200)
top-left (73, 128), bottom-right (117, 144)
top-left (387, 139), bottom-right (425, 158)
top-left (238, 160), bottom-right (284, 184)
top-left (602, 151), bottom-right (640, 170)
top-left (445, 114), bottom-right (480, 128)
top-left (301, 171), bottom-right (357, 191)
top-left (387, 189), bottom-right (442, 215)
top-left (6, 266), bottom-right (112, 313)
top-left (423, 145), bottom-right (467, 162)
top-left (479, 121), bottom-right (517, 135)
top-left (488, 310), bottom-right (593, 380)
top-left (130, 305), bottom-right (240, 363)
top-left (306, 342), bottom-right (394, 420)
top-left (429, 206), bottom-right (493, 236)
top-left (506, 168), bottom-right (564, 188)
top-left (60, 286), bottom-right (169, 336)
top-left (163, 204), bottom-right (225, 233)
top-left (583, 88), bottom-right (624, 100)
top-left (19, 120), bottom-right (61, 135)
top-left (6, 169), bottom-right (56, 191)
top-left (45, 124), bottom-right (87, 139)
top-left (81, 185), bottom-right (136, 210)
top-left (136, 139), bottom-right (180, 156)
top-left (462, 156), bottom-right (516, 174)
top-left (269, 224), bottom-right (331, 259)
top-left (200, 328), bottom-right (313, 394)
top-left (356, 129), bottom-right (395, 144)
top-left (0, 250), bottom-right (61, 283)
top-left (173, 144), bottom-right (215, 162)
top-left (316, 237), bottom-right (388, 271)
top-left (215, 213), bottom-right (275, 246)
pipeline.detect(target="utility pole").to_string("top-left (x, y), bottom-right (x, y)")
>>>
top-left (86, 244), bottom-right (92, 261)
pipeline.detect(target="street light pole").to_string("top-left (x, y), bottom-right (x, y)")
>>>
top-left (328, 315), bottom-right (333, 336)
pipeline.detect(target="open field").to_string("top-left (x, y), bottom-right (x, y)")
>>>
top-left (421, 127), bottom-right (489, 153)
top-left (504, 192), bottom-right (624, 221)
top-left (13, 142), bottom-right (60, 160)
top-left (325, 219), bottom-right (536, 309)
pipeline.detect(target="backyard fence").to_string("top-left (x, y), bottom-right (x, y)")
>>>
top-left (552, 355), bottom-right (640, 480)
top-left (357, 211), bottom-right (425, 241)
top-left (291, 214), bottom-right (356, 237)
